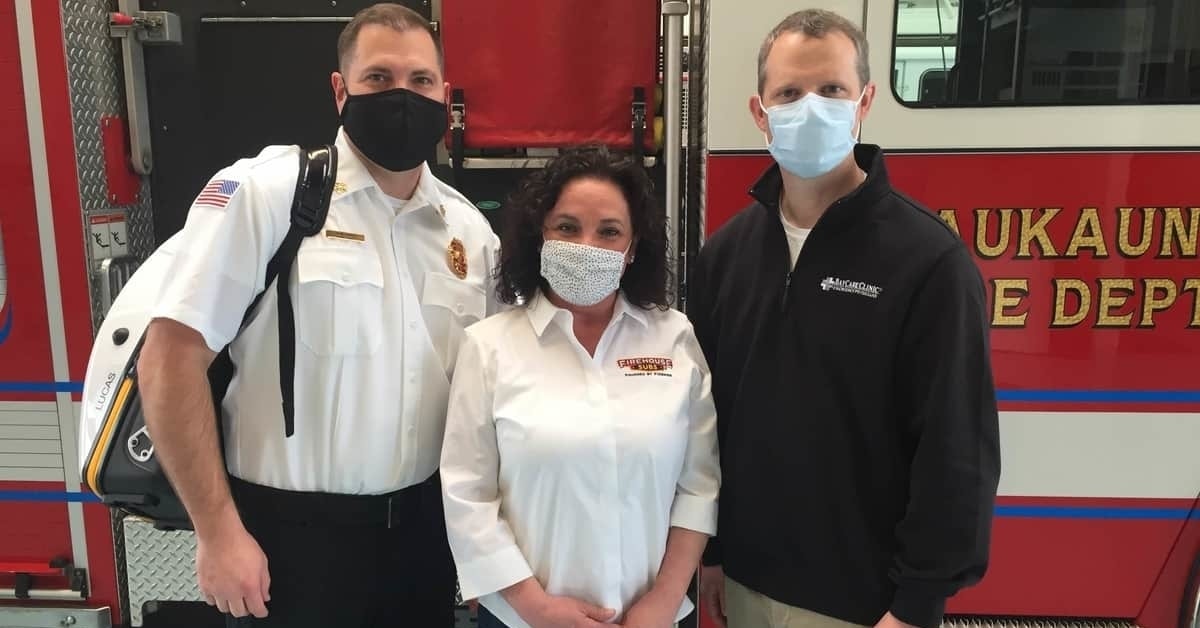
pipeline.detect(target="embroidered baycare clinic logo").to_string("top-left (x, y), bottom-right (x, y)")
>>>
top-left (820, 276), bottom-right (883, 299)
top-left (617, 357), bottom-right (674, 377)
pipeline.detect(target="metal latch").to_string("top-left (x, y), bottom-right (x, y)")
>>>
top-left (108, 10), bottom-right (181, 44)
top-left (0, 557), bottom-right (88, 601)
top-left (107, 2), bottom-right (182, 176)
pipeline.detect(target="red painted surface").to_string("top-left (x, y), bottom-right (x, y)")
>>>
top-left (703, 153), bottom-right (773, 238)
top-left (1138, 510), bottom-right (1200, 628)
top-left (0, 481), bottom-right (72, 577)
top-left (0, 485), bottom-right (122, 624)
top-left (0, 497), bottom-right (118, 621)
top-left (0, 562), bottom-right (63, 576)
top-left (0, 0), bottom-right (53, 400)
top-left (32, 0), bottom-right (93, 400)
top-left (0, 3), bottom-right (121, 623)
top-left (951, 498), bottom-right (1192, 619)
top-left (101, 115), bottom-right (140, 206)
top-left (441, 0), bottom-right (659, 151)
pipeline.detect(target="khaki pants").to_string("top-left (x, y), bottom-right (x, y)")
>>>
top-left (725, 576), bottom-right (871, 628)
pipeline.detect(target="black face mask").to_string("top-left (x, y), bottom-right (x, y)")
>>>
top-left (340, 87), bottom-right (448, 172)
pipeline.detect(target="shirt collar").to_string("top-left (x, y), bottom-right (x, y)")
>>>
top-left (748, 143), bottom-right (890, 231)
top-left (613, 292), bottom-right (649, 328)
top-left (332, 127), bottom-right (449, 225)
top-left (526, 289), bottom-right (648, 338)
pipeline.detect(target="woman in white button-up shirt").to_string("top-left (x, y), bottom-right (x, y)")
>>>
top-left (440, 146), bottom-right (721, 628)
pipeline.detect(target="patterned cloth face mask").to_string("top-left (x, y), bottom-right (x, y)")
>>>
top-left (540, 239), bottom-right (631, 307)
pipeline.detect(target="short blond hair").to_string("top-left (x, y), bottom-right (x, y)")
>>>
top-left (757, 9), bottom-right (870, 93)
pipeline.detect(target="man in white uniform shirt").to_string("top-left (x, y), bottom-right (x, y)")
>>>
top-left (135, 4), bottom-right (500, 627)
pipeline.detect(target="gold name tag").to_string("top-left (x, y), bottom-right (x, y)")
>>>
top-left (326, 229), bottom-right (365, 243)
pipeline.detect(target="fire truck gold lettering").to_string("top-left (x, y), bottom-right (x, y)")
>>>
top-left (1139, 278), bottom-right (1178, 328)
top-left (1096, 278), bottom-right (1137, 327)
top-left (1065, 208), bottom-right (1109, 258)
top-left (1158, 207), bottom-right (1199, 258)
top-left (1051, 279), bottom-right (1091, 328)
top-left (1016, 208), bottom-right (1061, 259)
top-left (939, 207), bottom-right (1200, 328)
top-left (973, 208), bottom-right (1012, 259)
top-left (1184, 279), bottom-right (1200, 328)
top-left (1182, 279), bottom-right (1200, 328)
top-left (938, 209), bottom-right (960, 237)
top-left (1046, 277), bottom-right (1200, 329)
top-left (990, 279), bottom-right (1029, 327)
top-left (1117, 207), bottom-right (1156, 257)
top-left (957, 207), bottom-right (1200, 261)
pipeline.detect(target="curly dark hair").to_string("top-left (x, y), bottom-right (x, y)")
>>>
top-left (495, 145), bottom-right (671, 310)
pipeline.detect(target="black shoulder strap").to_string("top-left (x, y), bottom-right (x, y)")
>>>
top-left (262, 144), bottom-right (337, 437)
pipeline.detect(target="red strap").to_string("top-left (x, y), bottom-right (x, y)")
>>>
top-left (0, 561), bottom-right (59, 576)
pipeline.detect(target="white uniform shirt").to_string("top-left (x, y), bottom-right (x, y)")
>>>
top-left (152, 128), bottom-right (501, 494)
top-left (441, 291), bottom-right (720, 627)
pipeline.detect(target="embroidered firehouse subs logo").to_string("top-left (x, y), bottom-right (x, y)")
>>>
top-left (617, 357), bottom-right (674, 377)
top-left (447, 238), bottom-right (468, 279)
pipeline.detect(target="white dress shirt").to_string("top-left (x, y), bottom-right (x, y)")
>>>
top-left (441, 290), bottom-right (720, 627)
top-left (149, 128), bottom-right (501, 494)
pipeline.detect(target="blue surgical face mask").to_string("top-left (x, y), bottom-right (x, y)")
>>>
top-left (760, 91), bottom-right (864, 179)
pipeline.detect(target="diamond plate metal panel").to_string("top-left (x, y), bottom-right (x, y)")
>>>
top-left (942, 618), bottom-right (1136, 628)
top-left (122, 517), bottom-right (203, 627)
top-left (60, 2), bottom-right (157, 622)
top-left (109, 508), bottom-right (130, 624)
top-left (62, 0), bottom-right (156, 332)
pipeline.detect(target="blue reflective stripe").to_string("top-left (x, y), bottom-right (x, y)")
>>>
top-left (995, 505), bottom-right (1196, 520)
top-left (0, 305), bottom-right (12, 345)
top-left (0, 491), bottom-right (1191, 521)
top-left (998, 389), bottom-right (1200, 403)
top-left (0, 381), bottom-right (84, 393)
top-left (0, 491), bottom-right (101, 503)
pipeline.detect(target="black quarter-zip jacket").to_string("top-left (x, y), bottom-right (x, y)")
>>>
top-left (689, 145), bottom-right (1001, 628)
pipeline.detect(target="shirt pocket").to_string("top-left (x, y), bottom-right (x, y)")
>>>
top-left (295, 244), bottom-right (385, 357)
top-left (421, 271), bottom-right (488, 373)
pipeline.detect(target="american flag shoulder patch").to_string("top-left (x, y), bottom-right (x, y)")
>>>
top-left (194, 179), bottom-right (242, 209)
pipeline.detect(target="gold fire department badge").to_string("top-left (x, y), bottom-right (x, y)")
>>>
top-left (447, 238), bottom-right (468, 279)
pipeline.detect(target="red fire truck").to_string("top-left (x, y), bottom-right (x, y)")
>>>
top-left (0, 0), bottom-right (1197, 627)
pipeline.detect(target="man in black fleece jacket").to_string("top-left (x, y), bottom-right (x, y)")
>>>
top-left (690, 9), bottom-right (1001, 628)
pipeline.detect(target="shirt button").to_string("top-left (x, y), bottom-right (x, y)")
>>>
top-left (408, 321), bottom-right (417, 330)
top-left (455, 303), bottom-right (465, 315)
